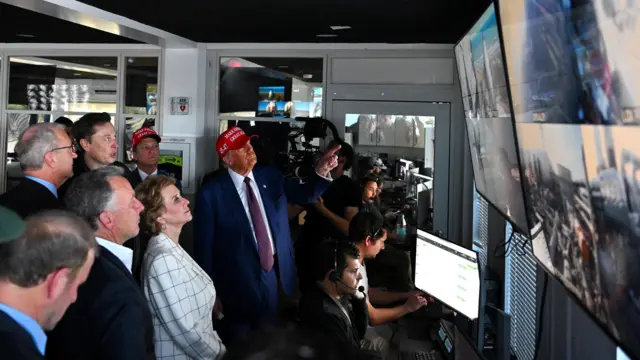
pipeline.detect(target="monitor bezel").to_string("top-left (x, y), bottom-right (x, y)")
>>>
top-left (453, 2), bottom-right (533, 236)
top-left (414, 229), bottom-right (482, 320)
top-left (493, 2), bottom-right (640, 359)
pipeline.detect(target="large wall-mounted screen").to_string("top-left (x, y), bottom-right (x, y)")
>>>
top-left (498, 0), bottom-right (640, 358)
top-left (455, 4), bottom-right (529, 234)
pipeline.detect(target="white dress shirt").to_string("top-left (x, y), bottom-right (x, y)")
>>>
top-left (138, 168), bottom-right (158, 182)
top-left (142, 233), bottom-right (225, 360)
top-left (96, 237), bottom-right (133, 272)
top-left (227, 169), bottom-right (276, 254)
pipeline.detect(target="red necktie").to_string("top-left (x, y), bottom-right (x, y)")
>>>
top-left (244, 177), bottom-right (274, 271)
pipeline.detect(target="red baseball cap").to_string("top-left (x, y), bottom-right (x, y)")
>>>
top-left (216, 126), bottom-right (257, 157)
top-left (131, 127), bottom-right (161, 150)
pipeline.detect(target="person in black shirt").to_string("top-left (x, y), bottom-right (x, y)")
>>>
top-left (298, 241), bottom-right (380, 360)
top-left (296, 140), bottom-right (360, 292)
top-left (358, 176), bottom-right (383, 223)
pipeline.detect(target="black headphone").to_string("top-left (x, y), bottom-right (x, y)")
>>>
top-left (329, 241), bottom-right (365, 293)
top-left (329, 243), bottom-right (341, 282)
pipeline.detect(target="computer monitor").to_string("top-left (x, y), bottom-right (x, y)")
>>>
top-left (415, 229), bottom-right (481, 320)
top-left (454, 3), bottom-right (529, 234)
top-left (455, 324), bottom-right (487, 360)
top-left (498, 1), bottom-right (640, 358)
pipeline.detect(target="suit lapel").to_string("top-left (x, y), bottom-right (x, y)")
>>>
top-left (99, 246), bottom-right (137, 286)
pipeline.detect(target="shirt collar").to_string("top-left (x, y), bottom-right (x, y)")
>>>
top-left (228, 168), bottom-right (255, 191)
top-left (96, 237), bottom-right (133, 272)
top-left (0, 303), bottom-right (47, 355)
top-left (137, 167), bottom-right (158, 181)
top-left (25, 176), bottom-right (58, 199)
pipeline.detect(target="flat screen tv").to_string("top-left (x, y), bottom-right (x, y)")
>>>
top-left (498, 0), bottom-right (640, 358)
top-left (257, 86), bottom-right (289, 117)
top-left (455, 3), bottom-right (529, 234)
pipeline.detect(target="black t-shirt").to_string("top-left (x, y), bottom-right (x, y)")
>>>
top-left (301, 175), bottom-right (361, 242)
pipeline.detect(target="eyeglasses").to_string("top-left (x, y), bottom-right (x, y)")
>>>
top-left (49, 144), bottom-right (76, 153)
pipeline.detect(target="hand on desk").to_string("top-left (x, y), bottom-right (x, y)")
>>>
top-left (404, 293), bottom-right (428, 312)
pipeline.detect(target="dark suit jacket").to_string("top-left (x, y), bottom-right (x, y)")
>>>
top-left (0, 177), bottom-right (61, 218)
top-left (129, 168), bottom-right (182, 191)
top-left (194, 167), bottom-right (330, 333)
top-left (45, 246), bottom-right (155, 360)
top-left (0, 311), bottom-right (44, 360)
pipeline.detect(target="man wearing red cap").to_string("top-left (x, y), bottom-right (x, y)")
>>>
top-left (130, 127), bottom-right (182, 191)
top-left (194, 126), bottom-right (339, 345)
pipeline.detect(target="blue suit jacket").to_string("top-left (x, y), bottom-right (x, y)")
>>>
top-left (194, 166), bottom-right (330, 324)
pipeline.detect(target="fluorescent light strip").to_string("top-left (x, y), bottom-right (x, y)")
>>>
top-left (10, 57), bottom-right (117, 77)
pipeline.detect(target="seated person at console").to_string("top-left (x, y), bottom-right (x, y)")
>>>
top-left (298, 241), bottom-right (380, 360)
top-left (349, 212), bottom-right (429, 355)
top-left (358, 176), bottom-right (383, 222)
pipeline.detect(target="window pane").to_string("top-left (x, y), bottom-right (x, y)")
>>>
top-left (7, 57), bottom-right (117, 113)
top-left (124, 57), bottom-right (159, 115)
top-left (125, 117), bottom-right (156, 162)
top-left (218, 57), bottom-right (323, 118)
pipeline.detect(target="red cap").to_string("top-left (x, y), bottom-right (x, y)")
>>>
top-left (216, 126), bottom-right (257, 157)
top-left (131, 127), bottom-right (161, 150)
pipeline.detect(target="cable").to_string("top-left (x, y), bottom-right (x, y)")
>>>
top-left (493, 230), bottom-right (515, 258)
top-left (532, 272), bottom-right (548, 360)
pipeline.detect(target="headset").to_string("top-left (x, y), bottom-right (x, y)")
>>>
top-left (329, 241), bottom-right (365, 293)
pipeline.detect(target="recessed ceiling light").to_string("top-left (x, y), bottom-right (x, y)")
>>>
top-left (303, 74), bottom-right (313, 79)
top-left (330, 26), bottom-right (351, 30)
top-left (316, 34), bottom-right (338, 38)
top-left (73, 73), bottom-right (82, 76)
top-left (15, 34), bottom-right (35, 38)
top-left (104, 64), bottom-right (111, 67)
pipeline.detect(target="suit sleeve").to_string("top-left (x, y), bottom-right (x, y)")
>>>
top-left (146, 254), bottom-right (226, 359)
top-left (194, 187), bottom-right (214, 276)
top-left (91, 287), bottom-right (149, 360)
top-left (283, 169), bottom-right (332, 205)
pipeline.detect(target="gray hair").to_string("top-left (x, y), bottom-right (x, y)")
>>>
top-left (15, 123), bottom-right (65, 171)
top-left (0, 210), bottom-right (98, 288)
top-left (63, 166), bottom-right (125, 231)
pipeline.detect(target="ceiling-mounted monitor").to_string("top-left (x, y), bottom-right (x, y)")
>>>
top-left (498, 0), bottom-right (640, 358)
top-left (454, 3), bottom-right (529, 234)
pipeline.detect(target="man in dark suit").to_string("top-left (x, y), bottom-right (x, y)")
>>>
top-left (0, 123), bottom-right (77, 218)
top-left (0, 207), bottom-right (97, 360)
top-left (57, 112), bottom-right (144, 277)
top-left (194, 126), bottom-right (339, 345)
top-left (129, 126), bottom-right (182, 190)
top-left (46, 166), bottom-right (155, 360)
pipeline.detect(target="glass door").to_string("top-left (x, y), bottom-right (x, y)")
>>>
top-left (331, 100), bottom-right (451, 237)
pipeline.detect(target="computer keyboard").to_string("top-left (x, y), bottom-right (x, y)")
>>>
top-left (399, 350), bottom-right (439, 360)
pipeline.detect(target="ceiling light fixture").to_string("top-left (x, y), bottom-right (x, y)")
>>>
top-left (316, 34), bottom-right (338, 38)
top-left (15, 34), bottom-right (35, 38)
top-left (73, 73), bottom-right (82, 76)
top-left (330, 26), bottom-right (351, 31)
top-left (303, 74), bottom-right (313, 79)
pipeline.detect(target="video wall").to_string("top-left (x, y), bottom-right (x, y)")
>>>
top-left (497, 0), bottom-right (640, 358)
top-left (455, 4), bottom-right (529, 234)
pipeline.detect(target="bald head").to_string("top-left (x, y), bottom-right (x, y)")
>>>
top-left (15, 123), bottom-right (66, 171)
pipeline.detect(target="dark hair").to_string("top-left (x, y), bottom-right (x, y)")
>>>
top-left (0, 210), bottom-right (97, 287)
top-left (63, 166), bottom-right (125, 230)
top-left (54, 116), bottom-right (73, 127)
top-left (72, 112), bottom-right (112, 150)
top-left (312, 240), bottom-right (360, 282)
top-left (359, 175), bottom-right (379, 189)
top-left (327, 139), bottom-right (355, 171)
top-left (348, 211), bottom-right (384, 244)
